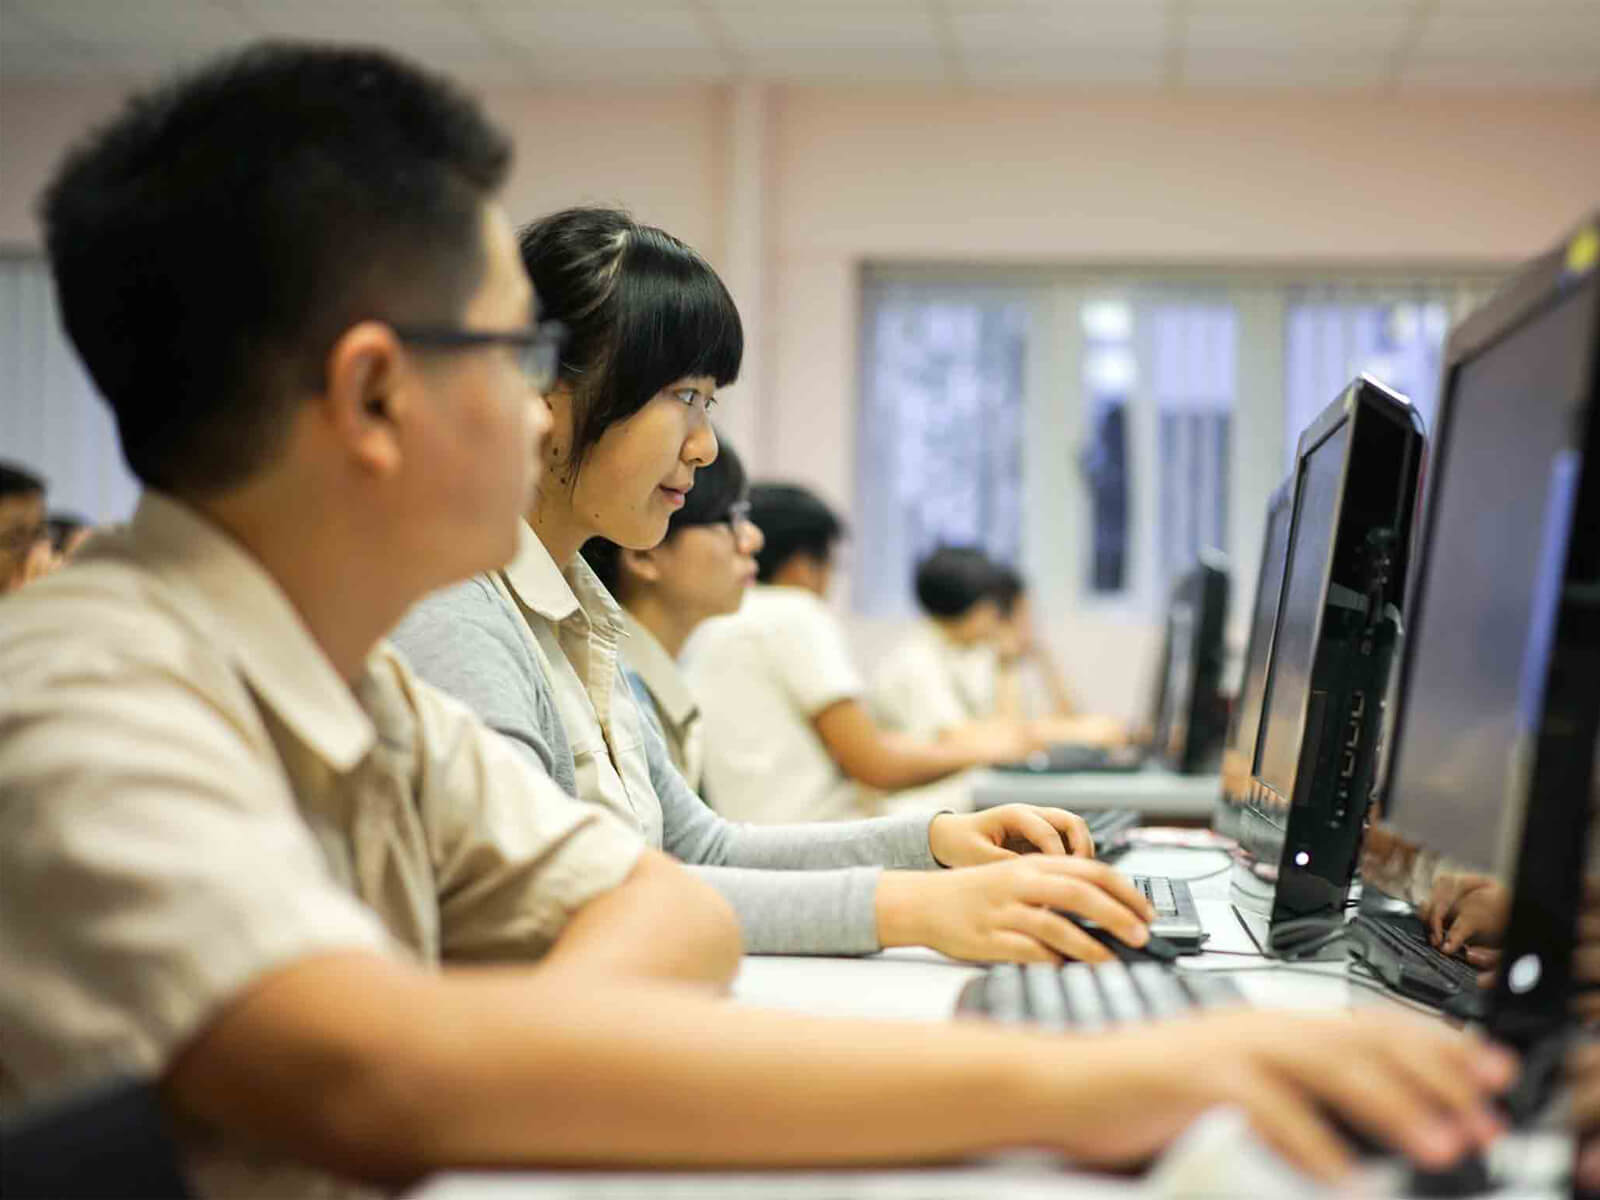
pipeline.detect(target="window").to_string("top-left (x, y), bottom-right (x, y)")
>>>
top-left (1285, 284), bottom-right (1485, 464)
top-left (856, 268), bottom-right (1499, 623)
top-left (853, 282), bottom-right (1027, 618)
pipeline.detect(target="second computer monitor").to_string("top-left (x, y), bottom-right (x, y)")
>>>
top-left (1151, 554), bottom-right (1230, 775)
top-left (1214, 479), bottom-right (1294, 839)
top-left (1232, 375), bottom-right (1425, 946)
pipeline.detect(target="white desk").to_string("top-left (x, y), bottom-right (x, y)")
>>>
top-left (411, 845), bottom-right (1570, 1200)
top-left (970, 767), bottom-right (1219, 821)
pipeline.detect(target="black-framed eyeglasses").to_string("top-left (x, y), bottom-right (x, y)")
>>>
top-left (678, 499), bottom-right (752, 537)
top-left (393, 320), bottom-right (567, 393)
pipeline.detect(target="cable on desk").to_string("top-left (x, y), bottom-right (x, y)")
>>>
top-left (1162, 861), bottom-right (1234, 883)
top-left (1178, 959), bottom-right (1464, 1020)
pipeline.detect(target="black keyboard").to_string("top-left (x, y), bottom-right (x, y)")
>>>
top-left (1082, 808), bottom-right (1140, 849)
top-left (958, 961), bottom-right (1244, 1031)
top-left (1350, 911), bottom-right (1486, 1017)
top-left (994, 743), bottom-right (1147, 774)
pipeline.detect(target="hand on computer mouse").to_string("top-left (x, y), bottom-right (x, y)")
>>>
top-left (874, 855), bottom-right (1153, 964)
top-left (928, 805), bottom-right (1094, 865)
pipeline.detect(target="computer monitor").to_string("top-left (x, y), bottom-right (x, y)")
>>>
top-left (1150, 554), bottom-right (1230, 775)
top-left (1357, 213), bottom-right (1600, 1061)
top-left (1214, 479), bottom-right (1294, 839)
top-left (1232, 376), bottom-right (1425, 948)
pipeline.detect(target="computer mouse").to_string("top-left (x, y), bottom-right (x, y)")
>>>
top-left (1075, 921), bottom-right (1181, 963)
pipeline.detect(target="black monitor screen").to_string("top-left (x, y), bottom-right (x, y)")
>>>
top-left (1384, 286), bottom-right (1594, 874)
top-left (1254, 423), bottom-right (1350, 799)
top-left (1232, 493), bottom-right (1293, 761)
top-left (1161, 601), bottom-right (1196, 756)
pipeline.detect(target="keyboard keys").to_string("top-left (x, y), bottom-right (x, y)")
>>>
top-left (964, 958), bottom-right (1246, 1031)
top-left (1129, 962), bottom-right (1190, 1018)
top-left (1022, 963), bottom-right (1069, 1031)
top-left (985, 964), bottom-right (1027, 1024)
top-left (1059, 964), bottom-right (1109, 1032)
top-left (1094, 963), bottom-right (1146, 1024)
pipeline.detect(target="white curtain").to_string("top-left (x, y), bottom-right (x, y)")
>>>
top-left (1283, 280), bottom-right (1497, 466)
top-left (1141, 299), bottom-right (1236, 599)
top-left (0, 255), bottom-right (139, 522)
top-left (854, 283), bottom-right (1027, 618)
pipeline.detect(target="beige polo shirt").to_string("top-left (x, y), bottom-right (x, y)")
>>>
top-left (0, 494), bottom-right (644, 1200)
top-left (869, 620), bottom-right (999, 738)
top-left (619, 611), bottom-right (705, 794)
top-left (685, 585), bottom-right (867, 824)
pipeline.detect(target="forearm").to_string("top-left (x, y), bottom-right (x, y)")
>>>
top-left (994, 662), bottom-right (1026, 719)
top-left (718, 812), bottom-right (941, 871)
top-left (541, 849), bottom-right (742, 986)
top-left (846, 730), bottom-right (977, 791)
top-left (403, 968), bottom-right (1065, 1169)
top-left (689, 864), bottom-right (882, 954)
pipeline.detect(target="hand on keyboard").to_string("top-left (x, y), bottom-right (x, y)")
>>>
top-left (1030, 1010), bottom-right (1515, 1184)
top-left (928, 805), bottom-right (1095, 866)
top-left (874, 855), bottom-right (1153, 964)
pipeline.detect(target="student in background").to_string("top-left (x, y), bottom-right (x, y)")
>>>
top-left (395, 208), bottom-right (1147, 964)
top-left (991, 564), bottom-right (1126, 746)
top-left (0, 462), bottom-right (53, 592)
top-left (992, 564), bottom-right (1074, 718)
top-left (870, 545), bottom-right (1010, 739)
top-left (46, 511), bottom-right (94, 559)
top-left (582, 437), bottom-right (760, 793)
top-left (0, 44), bottom-right (1521, 1197)
top-left (690, 485), bottom-right (1047, 825)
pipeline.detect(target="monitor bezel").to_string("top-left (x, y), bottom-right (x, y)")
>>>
top-left (1226, 475), bottom-right (1296, 766)
top-left (1372, 211), bottom-right (1600, 1051)
top-left (1249, 375), bottom-right (1423, 807)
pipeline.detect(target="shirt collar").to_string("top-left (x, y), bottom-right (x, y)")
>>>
top-left (620, 611), bottom-right (699, 728)
top-left (126, 492), bottom-right (378, 772)
top-left (500, 522), bottom-right (625, 636)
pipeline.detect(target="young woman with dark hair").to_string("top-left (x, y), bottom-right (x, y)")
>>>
top-left (392, 206), bottom-right (1157, 966)
top-left (581, 437), bottom-right (759, 795)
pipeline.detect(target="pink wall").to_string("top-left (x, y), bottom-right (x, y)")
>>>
top-left (763, 87), bottom-right (1600, 506)
top-left (5, 79), bottom-right (1596, 715)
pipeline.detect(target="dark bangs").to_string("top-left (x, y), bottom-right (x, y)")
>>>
top-left (608, 225), bottom-right (743, 412)
top-left (522, 208), bottom-right (743, 474)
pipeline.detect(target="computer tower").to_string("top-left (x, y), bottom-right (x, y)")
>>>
top-left (1231, 375), bottom-right (1425, 953)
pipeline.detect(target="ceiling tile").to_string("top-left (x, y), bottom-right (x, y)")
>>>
top-left (714, 1), bottom-right (937, 53)
top-left (1185, 2), bottom-right (1411, 55)
top-left (0, 36), bottom-right (109, 81)
top-left (961, 49), bottom-right (1165, 84)
top-left (1414, 2), bottom-right (1600, 57)
top-left (740, 45), bottom-right (947, 81)
top-left (479, 4), bottom-right (713, 54)
top-left (947, 0), bottom-right (1166, 53)
top-left (234, 0), bottom-right (498, 52)
top-left (502, 45), bottom-right (730, 83)
top-left (15, 0), bottom-right (254, 50)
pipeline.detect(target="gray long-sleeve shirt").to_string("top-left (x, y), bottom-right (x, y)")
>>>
top-left (389, 552), bottom-right (944, 956)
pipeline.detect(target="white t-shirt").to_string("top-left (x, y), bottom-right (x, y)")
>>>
top-left (685, 585), bottom-right (867, 824)
top-left (869, 620), bottom-right (998, 738)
